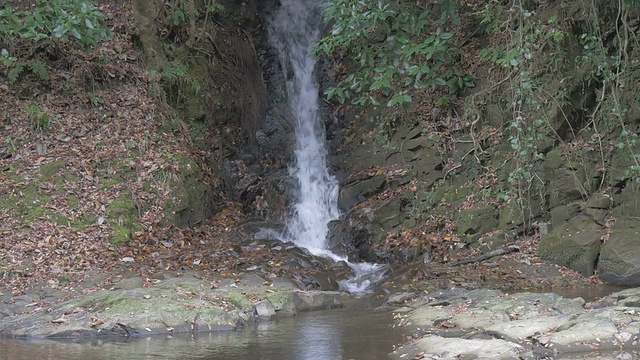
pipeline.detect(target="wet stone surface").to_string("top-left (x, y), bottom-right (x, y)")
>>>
top-left (386, 287), bottom-right (640, 359)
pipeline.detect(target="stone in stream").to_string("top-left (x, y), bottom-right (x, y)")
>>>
top-left (388, 287), bottom-right (640, 359)
top-left (254, 300), bottom-right (277, 319)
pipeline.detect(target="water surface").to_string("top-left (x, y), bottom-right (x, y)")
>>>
top-left (0, 307), bottom-right (405, 360)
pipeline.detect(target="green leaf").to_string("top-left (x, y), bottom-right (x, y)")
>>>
top-left (52, 24), bottom-right (67, 38)
top-left (387, 93), bottom-right (412, 107)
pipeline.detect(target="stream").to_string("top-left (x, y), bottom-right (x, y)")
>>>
top-left (0, 305), bottom-right (406, 360)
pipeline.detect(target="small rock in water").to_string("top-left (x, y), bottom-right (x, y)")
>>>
top-left (254, 300), bottom-right (276, 318)
top-left (387, 292), bottom-right (417, 305)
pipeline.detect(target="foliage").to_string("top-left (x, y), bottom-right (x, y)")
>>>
top-left (475, 0), bottom-right (640, 206)
top-left (160, 0), bottom-right (225, 40)
top-left (314, 0), bottom-right (472, 108)
top-left (25, 102), bottom-right (56, 133)
top-left (0, 0), bottom-right (110, 49)
top-left (7, 59), bottom-right (48, 83)
top-left (0, 0), bottom-right (110, 84)
top-left (154, 59), bottom-right (202, 95)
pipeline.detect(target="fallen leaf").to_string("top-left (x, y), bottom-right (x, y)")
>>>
top-left (51, 317), bottom-right (66, 324)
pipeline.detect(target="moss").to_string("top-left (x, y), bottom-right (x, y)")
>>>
top-left (39, 160), bottom-right (66, 182)
top-left (165, 153), bottom-right (216, 227)
top-left (98, 160), bottom-right (135, 189)
top-left (211, 290), bottom-right (252, 310)
top-left (71, 214), bottom-right (92, 231)
top-left (265, 291), bottom-right (292, 309)
top-left (106, 193), bottom-right (142, 243)
top-left (111, 225), bottom-right (132, 243)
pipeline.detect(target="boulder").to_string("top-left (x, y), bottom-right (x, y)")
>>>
top-left (254, 300), bottom-right (276, 318)
top-left (455, 205), bottom-right (498, 240)
top-left (598, 218), bottom-right (640, 285)
top-left (291, 291), bottom-right (343, 311)
top-left (392, 335), bottom-right (522, 360)
top-left (538, 214), bottom-right (602, 276)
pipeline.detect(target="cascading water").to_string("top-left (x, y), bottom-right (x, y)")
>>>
top-left (269, 0), bottom-right (338, 255)
top-left (267, 0), bottom-right (385, 294)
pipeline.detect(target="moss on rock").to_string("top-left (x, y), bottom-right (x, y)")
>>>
top-left (538, 214), bottom-right (601, 276)
top-left (106, 192), bottom-right (142, 243)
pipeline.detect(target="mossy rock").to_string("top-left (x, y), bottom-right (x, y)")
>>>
top-left (455, 205), bottom-right (498, 238)
top-left (598, 217), bottom-right (640, 285)
top-left (612, 185), bottom-right (640, 218)
top-left (538, 214), bottom-right (601, 276)
top-left (338, 173), bottom-right (386, 209)
top-left (543, 148), bottom-right (599, 207)
top-left (106, 193), bottom-right (142, 243)
top-left (167, 154), bottom-right (218, 227)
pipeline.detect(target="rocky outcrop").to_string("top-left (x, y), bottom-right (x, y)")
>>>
top-left (0, 271), bottom-right (346, 339)
top-left (328, 8), bottom-right (640, 287)
top-left (389, 287), bottom-right (640, 359)
top-left (598, 218), bottom-right (640, 285)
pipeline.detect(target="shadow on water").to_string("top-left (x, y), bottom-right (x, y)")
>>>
top-left (0, 304), bottom-right (406, 360)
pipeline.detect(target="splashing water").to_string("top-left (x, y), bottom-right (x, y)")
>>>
top-left (267, 0), bottom-right (386, 294)
top-left (268, 0), bottom-right (338, 253)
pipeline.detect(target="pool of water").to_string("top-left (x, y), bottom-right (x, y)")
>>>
top-left (0, 306), bottom-right (406, 360)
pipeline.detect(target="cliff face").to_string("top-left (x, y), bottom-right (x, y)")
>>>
top-left (125, 0), bottom-right (640, 284)
top-left (28, 0), bottom-right (635, 286)
top-left (321, 1), bottom-right (640, 285)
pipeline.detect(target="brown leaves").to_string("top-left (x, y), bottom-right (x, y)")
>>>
top-left (0, 1), bottom-right (218, 293)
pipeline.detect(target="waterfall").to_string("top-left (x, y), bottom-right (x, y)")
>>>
top-left (268, 0), bottom-right (338, 255)
top-left (267, 0), bottom-right (385, 294)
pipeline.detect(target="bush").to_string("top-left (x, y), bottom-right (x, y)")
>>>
top-left (314, 0), bottom-right (472, 108)
top-left (0, 0), bottom-right (110, 50)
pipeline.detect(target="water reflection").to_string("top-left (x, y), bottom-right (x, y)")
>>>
top-left (0, 308), bottom-right (404, 360)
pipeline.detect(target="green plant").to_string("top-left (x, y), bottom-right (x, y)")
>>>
top-left (25, 102), bottom-right (55, 133)
top-left (5, 137), bottom-right (17, 153)
top-left (0, 48), bottom-right (16, 67)
top-left (315, 0), bottom-right (472, 108)
top-left (160, 0), bottom-right (224, 42)
top-left (155, 59), bottom-right (202, 95)
top-left (88, 92), bottom-right (103, 107)
top-left (7, 59), bottom-right (48, 83)
top-left (0, 0), bottom-right (110, 49)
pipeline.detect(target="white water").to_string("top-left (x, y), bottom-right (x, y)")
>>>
top-left (268, 0), bottom-right (385, 294)
top-left (268, 0), bottom-right (338, 253)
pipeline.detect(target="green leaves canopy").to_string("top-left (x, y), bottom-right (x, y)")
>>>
top-left (314, 0), bottom-right (471, 108)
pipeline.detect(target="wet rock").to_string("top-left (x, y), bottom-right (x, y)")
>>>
top-left (390, 288), bottom-right (640, 359)
top-left (486, 314), bottom-right (575, 342)
top-left (550, 316), bottom-right (618, 345)
top-left (386, 292), bottom-right (418, 305)
top-left (254, 300), bottom-right (276, 318)
top-left (392, 335), bottom-right (522, 360)
top-left (291, 291), bottom-right (343, 311)
top-left (327, 217), bottom-right (376, 262)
